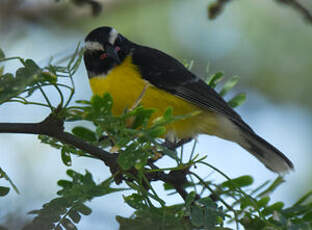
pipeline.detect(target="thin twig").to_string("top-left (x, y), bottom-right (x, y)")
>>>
top-left (146, 161), bottom-right (191, 200)
top-left (130, 84), bottom-right (149, 111)
top-left (275, 0), bottom-right (312, 24)
top-left (208, 0), bottom-right (312, 25)
top-left (36, 83), bottom-right (53, 111)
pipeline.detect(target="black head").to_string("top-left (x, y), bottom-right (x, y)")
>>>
top-left (84, 26), bottom-right (131, 78)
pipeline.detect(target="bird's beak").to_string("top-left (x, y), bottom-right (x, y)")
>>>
top-left (105, 44), bottom-right (121, 64)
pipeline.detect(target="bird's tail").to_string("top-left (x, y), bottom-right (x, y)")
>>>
top-left (235, 122), bottom-right (294, 174)
top-left (201, 114), bottom-right (294, 173)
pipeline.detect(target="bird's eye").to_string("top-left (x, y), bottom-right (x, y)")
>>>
top-left (99, 53), bottom-right (108, 60)
top-left (115, 46), bottom-right (120, 52)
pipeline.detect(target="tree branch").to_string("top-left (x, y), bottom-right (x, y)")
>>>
top-left (275, 0), bottom-right (312, 24)
top-left (208, 0), bottom-right (232, 20)
top-left (208, 0), bottom-right (312, 25)
top-left (0, 114), bottom-right (115, 166)
top-left (147, 161), bottom-right (190, 200)
top-left (0, 113), bottom-right (191, 201)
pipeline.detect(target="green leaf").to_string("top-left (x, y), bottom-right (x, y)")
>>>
top-left (68, 209), bottom-right (81, 223)
top-left (71, 55), bottom-right (83, 75)
top-left (75, 203), bottom-right (92, 215)
top-left (0, 73), bottom-right (13, 81)
top-left (185, 191), bottom-right (196, 209)
top-left (0, 167), bottom-right (19, 194)
top-left (0, 186), bottom-right (10, 196)
top-left (57, 180), bottom-right (73, 189)
top-left (118, 152), bottom-right (134, 170)
top-left (220, 75), bottom-right (239, 96)
top-left (124, 193), bottom-right (147, 210)
top-left (61, 217), bottom-right (77, 230)
top-left (146, 126), bottom-right (166, 138)
top-left (72, 126), bottom-right (96, 142)
top-left (40, 72), bottom-right (57, 84)
top-left (221, 175), bottom-right (253, 189)
top-left (303, 211), bottom-right (312, 221)
top-left (117, 206), bottom-right (193, 230)
top-left (206, 72), bottom-right (223, 88)
top-left (240, 197), bottom-right (255, 210)
top-left (250, 180), bottom-right (270, 195)
top-left (190, 204), bottom-right (205, 227)
top-left (152, 107), bottom-right (176, 127)
top-left (293, 190), bottom-right (312, 206)
top-left (190, 197), bottom-right (220, 228)
top-left (0, 66), bottom-right (4, 76)
top-left (163, 107), bottom-right (173, 120)
top-left (118, 144), bottom-right (148, 170)
top-left (68, 42), bottom-right (81, 70)
top-left (0, 58), bottom-right (46, 104)
top-left (258, 176), bottom-right (285, 197)
top-left (262, 202), bottom-right (284, 216)
top-left (129, 106), bottom-right (155, 128)
top-left (257, 196), bottom-right (270, 209)
top-left (28, 170), bottom-right (122, 229)
top-left (240, 216), bottom-right (266, 230)
top-left (227, 93), bottom-right (246, 108)
top-left (282, 203), bottom-right (312, 218)
top-left (0, 49), bottom-right (5, 60)
top-left (75, 100), bottom-right (90, 105)
top-left (24, 59), bottom-right (40, 72)
top-left (66, 169), bottom-right (78, 178)
top-left (15, 59), bottom-right (40, 81)
top-left (134, 157), bottom-right (147, 170)
top-left (91, 93), bottom-right (113, 114)
top-left (163, 183), bottom-right (174, 190)
top-left (61, 148), bottom-right (72, 166)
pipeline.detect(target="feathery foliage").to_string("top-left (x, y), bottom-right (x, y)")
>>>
top-left (0, 47), bottom-right (311, 230)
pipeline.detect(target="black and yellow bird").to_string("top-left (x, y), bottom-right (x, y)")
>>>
top-left (83, 26), bottom-right (294, 174)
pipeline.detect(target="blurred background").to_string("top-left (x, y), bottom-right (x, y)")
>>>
top-left (0, 0), bottom-right (312, 229)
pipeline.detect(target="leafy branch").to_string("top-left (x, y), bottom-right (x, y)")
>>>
top-left (23, 170), bottom-right (125, 230)
top-left (0, 47), bottom-right (311, 230)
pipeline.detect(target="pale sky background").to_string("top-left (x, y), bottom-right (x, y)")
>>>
top-left (1, 0), bottom-right (312, 229)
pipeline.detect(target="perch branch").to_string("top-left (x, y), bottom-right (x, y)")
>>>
top-left (0, 113), bottom-right (191, 201)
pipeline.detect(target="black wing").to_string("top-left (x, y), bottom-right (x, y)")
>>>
top-left (132, 45), bottom-right (252, 131)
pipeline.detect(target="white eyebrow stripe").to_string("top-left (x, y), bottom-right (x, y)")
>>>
top-left (85, 41), bottom-right (104, 51)
top-left (109, 28), bottom-right (118, 45)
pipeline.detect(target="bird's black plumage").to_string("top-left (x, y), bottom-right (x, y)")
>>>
top-left (132, 46), bottom-right (239, 113)
top-left (131, 45), bottom-right (250, 129)
top-left (130, 45), bottom-right (294, 170)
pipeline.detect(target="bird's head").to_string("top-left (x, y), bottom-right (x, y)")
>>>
top-left (84, 26), bottom-right (130, 78)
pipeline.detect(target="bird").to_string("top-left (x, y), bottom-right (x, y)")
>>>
top-left (83, 26), bottom-right (294, 174)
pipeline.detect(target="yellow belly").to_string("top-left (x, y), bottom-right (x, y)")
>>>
top-left (89, 56), bottom-right (218, 138)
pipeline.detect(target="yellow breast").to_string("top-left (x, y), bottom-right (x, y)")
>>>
top-left (89, 56), bottom-right (218, 138)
